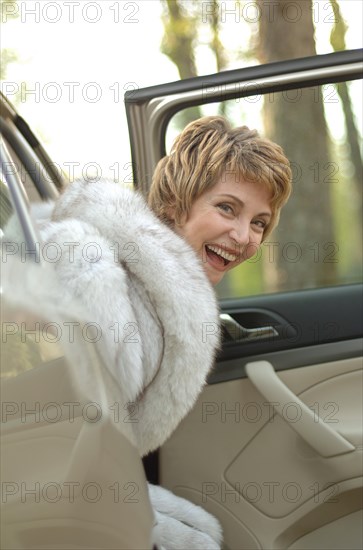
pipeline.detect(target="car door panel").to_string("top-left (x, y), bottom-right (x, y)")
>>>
top-left (160, 357), bottom-right (362, 549)
top-left (158, 286), bottom-right (362, 548)
top-left (217, 285), bottom-right (362, 366)
top-left (0, 143), bottom-right (154, 549)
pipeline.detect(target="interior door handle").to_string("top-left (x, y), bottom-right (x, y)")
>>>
top-left (220, 313), bottom-right (279, 341)
top-left (245, 360), bottom-right (355, 458)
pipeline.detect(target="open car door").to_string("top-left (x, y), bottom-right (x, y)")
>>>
top-left (124, 49), bottom-right (363, 549)
top-left (0, 124), bottom-right (154, 549)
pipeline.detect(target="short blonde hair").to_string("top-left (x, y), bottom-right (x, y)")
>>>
top-left (148, 116), bottom-right (292, 239)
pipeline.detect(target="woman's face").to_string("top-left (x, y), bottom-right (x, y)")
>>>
top-left (174, 173), bottom-right (272, 285)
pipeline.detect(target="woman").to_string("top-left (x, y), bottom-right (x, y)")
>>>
top-left (41, 116), bottom-right (291, 548)
top-left (150, 116), bottom-right (290, 285)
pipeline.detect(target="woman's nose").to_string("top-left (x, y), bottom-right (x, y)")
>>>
top-left (229, 221), bottom-right (250, 246)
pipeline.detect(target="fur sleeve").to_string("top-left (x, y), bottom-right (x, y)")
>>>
top-left (40, 218), bottom-right (145, 403)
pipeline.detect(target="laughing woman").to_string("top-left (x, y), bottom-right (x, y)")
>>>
top-left (41, 116), bottom-right (291, 549)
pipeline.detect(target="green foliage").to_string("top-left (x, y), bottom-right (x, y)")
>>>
top-left (330, 0), bottom-right (348, 51)
top-left (0, 0), bottom-right (18, 21)
top-left (160, 0), bottom-right (199, 79)
top-left (220, 255), bottom-right (264, 298)
top-left (1, 0), bottom-right (19, 80)
top-left (1, 331), bottom-right (43, 380)
top-left (0, 48), bottom-right (17, 80)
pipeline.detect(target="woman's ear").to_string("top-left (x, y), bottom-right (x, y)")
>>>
top-left (166, 206), bottom-right (176, 221)
top-left (165, 206), bottom-right (187, 229)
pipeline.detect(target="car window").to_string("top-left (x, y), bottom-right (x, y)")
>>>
top-left (165, 79), bottom-right (362, 299)
top-left (3, 137), bottom-right (43, 203)
top-left (0, 96), bottom-right (61, 201)
top-left (0, 175), bottom-right (27, 266)
top-left (0, 178), bottom-right (15, 233)
top-left (1, 302), bottom-right (65, 380)
top-left (0, 177), bottom-right (62, 379)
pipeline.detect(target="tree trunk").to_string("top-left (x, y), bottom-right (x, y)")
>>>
top-left (161, 0), bottom-right (201, 126)
top-left (257, 0), bottom-right (337, 291)
top-left (330, 0), bottom-right (362, 215)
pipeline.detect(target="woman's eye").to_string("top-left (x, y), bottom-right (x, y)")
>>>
top-left (217, 203), bottom-right (234, 215)
top-left (253, 219), bottom-right (267, 230)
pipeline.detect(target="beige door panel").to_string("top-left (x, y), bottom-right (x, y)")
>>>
top-left (2, 416), bottom-right (153, 549)
top-left (287, 508), bottom-right (363, 550)
top-left (160, 357), bottom-right (362, 549)
top-left (1, 348), bottom-right (154, 549)
top-left (245, 361), bottom-right (356, 457)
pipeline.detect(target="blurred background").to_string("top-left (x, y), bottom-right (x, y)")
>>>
top-left (1, 0), bottom-right (362, 298)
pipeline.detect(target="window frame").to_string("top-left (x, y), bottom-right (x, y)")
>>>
top-left (124, 49), bottom-right (362, 198)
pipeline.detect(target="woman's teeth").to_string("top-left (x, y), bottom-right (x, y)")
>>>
top-left (206, 245), bottom-right (237, 262)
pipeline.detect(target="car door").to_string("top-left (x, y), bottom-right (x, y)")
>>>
top-left (124, 49), bottom-right (363, 549)
top-left (0, 104), bottom-right (154, 549)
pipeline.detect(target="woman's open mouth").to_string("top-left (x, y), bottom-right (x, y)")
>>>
top-left (204, 244), bottom-right (238, 270)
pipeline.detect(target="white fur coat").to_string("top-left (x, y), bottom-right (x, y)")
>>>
top-left (3, 179), bottom-right (223, 548)
top-left (40, 179), bottom-right (221, 456)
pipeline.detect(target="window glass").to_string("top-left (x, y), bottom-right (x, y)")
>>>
top-left (0, 179), bottom-right (15, 233)
top-left (0, 177), bottom-right (24, 247)
top-left (1, 304), bottom-right (64, 380)
top-left (166, 80), bottom-right (363, 298)
top-left (0, 143), bottom-right (120, 427)
top-left (0, 179), bottom-right (63, 379)
top-left (3, 138), bottom-right (43, 203)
